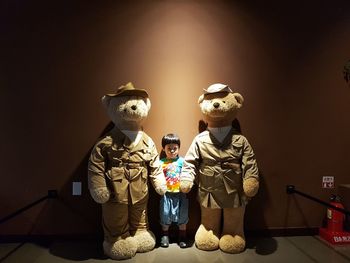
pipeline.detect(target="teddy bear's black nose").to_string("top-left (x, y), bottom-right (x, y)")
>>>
top-left (131, 105), bottom-right (137, 111)
top-left (213, 102), bottom-right (220, 108)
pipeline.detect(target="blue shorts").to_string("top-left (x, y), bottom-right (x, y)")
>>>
top-left (160, 192), bottom-right (189, 226)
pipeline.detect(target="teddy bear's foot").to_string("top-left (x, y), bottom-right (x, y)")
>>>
top-left (133, 229), bottom-right (156, 253)
top-left (195, 224), bottom-right (219, 251)
top-left (219, 234), bottom-right (245, 253)
top-left (103, 237), bottom-right (138, 260)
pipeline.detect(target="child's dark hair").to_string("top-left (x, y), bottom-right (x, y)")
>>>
top-left (161, 133), bottom-right (181, 148)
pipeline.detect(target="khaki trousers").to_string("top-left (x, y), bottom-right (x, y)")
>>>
top-left (102, 195), bottom-right (149, 243)
top-left (201, 205), bottom-right (245, 237)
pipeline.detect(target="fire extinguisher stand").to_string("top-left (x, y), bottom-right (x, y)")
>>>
top-left (319, 194), bottom-right (350, 244)
top-left (287, 185), bottom-right (350, 245)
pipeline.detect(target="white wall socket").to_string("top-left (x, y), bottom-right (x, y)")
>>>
top-left (72, 181), bottom-right (82, 196)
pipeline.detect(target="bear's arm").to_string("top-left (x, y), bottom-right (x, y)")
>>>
top-left (241, 136), bottom-right (259, 197)
top-left (146, 139), bottom-right (167, 195)
top-left (241, 136), bottom-right (259, 181)
top-left (88, 139), bottom-right (110, 203)
top-left (181, 139), bottom-right (201, 185)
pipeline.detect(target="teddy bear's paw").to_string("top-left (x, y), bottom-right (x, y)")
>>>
top-left (133, 230), bottom-right (156, 252)
top-left (219, 234), bottom-right (245, 253)
top-left (195, 225), bottom-right (219, 251)
top-left (89, 187), bottom-right (110, 204)
top-left (243, 178), bottom-right (259, 197)
top-left (180, 181), bottom-right (193, 193)
top-left (155, 185), bottom-right (167, 196)
top-left (103, 237), bottom-right (138, 260)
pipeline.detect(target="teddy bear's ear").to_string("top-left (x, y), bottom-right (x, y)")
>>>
top-left (101, 95), bottom-right (111, 109)
top-left (198, 120), bottom-right (208, 133)
top-left (146, 98), bottom-right (151, 110)
top-left (233, 93), bottom-right (244, 108)
top-left (198, 94), bottom-right (205, 104)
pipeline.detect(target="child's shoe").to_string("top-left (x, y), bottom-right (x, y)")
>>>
top-left (178, 230), bottom-right (188, 248)
top-left (160, 235), bottom-right (169, 247)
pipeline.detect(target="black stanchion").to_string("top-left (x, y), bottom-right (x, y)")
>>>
top-left (286, 185), bottom-right (350, 216)
top-left (0, 190), bottom-right (58, 225)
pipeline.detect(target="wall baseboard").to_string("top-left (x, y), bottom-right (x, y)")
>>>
top-left (0, 228), bottom-right (320, 243)
top-left (246, 227), bottom-right (319, 237)
top-left (0, 234), bottom-right (103, 243)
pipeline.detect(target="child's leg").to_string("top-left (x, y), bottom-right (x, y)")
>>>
top-left (179, 224), bottom-right (186, 231)
top-left (160, 224), bottom-right (170, 247)
top-left (160, 193), bottom-right (171, 247)
top-left (162, 224), bottom-right (170, 236)
top-left (178, 193), bottom-right (189, 248)
top-left (178, 224), bottom-right (187, 248)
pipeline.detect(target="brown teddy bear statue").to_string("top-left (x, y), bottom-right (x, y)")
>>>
top-left (88, 82), bottom-right (167, 260)
top-left (180, 83), bottom-right (259, 253)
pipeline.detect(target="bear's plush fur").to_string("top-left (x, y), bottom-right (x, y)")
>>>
top-left (88, 82), bottom-right (166, 260)
top-left (180, 83), bottom-right (259, 253)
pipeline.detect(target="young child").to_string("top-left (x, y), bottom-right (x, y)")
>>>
top-left (159, 133), bottom-right (189, 248)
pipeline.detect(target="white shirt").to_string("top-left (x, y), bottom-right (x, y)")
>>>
top-left (207, 126), bottom-right (231, 143)
top-left (121, 130), bottom-right (143, 146)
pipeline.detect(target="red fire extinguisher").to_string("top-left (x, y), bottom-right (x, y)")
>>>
top-left (327, 195), bottom-right (345, 233)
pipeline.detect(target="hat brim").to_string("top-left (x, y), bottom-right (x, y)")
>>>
top-left (106, 89), bottom-right (149, 98)
top-left (203, 85), bottom-right (233, 95)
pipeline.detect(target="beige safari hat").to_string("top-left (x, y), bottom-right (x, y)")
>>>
top-left (105, 82), bottom-right (149, 98)
top-left (203, 83), bottom-right (233, 94)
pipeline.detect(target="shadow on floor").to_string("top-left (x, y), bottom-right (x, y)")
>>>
top-left (0, 243), bottom-right (26, 262)
top-left (246, 236), bottom-right (278, 255)
top-left (46, 237), bottom-right (277, 261)
top-left (49, 241), bottom-right (107, 261)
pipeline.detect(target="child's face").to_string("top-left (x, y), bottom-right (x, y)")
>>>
top-left (164, 143), bottom-right (179, 159)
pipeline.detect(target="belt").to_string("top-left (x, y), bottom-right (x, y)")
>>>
top-left (202, 159), bottom-right (240, 169)
top-left (221, 162), bottom-right (240, 169)
top-left (115, 161), bottom-right (145, 168)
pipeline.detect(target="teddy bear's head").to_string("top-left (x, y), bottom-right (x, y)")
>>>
top-left (198, 83), bottom-right (244, 128)
top-left (102, 82), bottom-right (151, 131)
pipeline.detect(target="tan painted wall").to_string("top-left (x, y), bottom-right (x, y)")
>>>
top-left (1, 1), bottom-right (350, 236)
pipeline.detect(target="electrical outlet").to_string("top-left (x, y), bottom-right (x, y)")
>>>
top-left (72, 182), bottom-right (82, 196)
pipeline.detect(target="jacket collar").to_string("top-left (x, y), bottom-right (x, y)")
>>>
top-left (202, 127), bottom-right (239, 147)
top-left (110, 127), bottom-right (148, 151)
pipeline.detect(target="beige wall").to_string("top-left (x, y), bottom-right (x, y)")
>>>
top-left (1, 1), bottom-right (350, 236)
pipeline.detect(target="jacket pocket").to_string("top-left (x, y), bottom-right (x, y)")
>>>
top-left (130, 168), bottom-right (148, 202)
top-left (109, 167), bottom-right (128, 202)
top-left (198, 167), bottom-right (215, 191)
top-left (223, 169), bottom-right (242, 194)
top-left (232, 142), bottom-right (243, 158)
top-left (107, 147), bottom-right (125, 160)
top-left (227, 162), bottom-right (242, 174)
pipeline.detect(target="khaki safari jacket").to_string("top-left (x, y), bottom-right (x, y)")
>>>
top-left (88, 127), bottom-right (165, 205)
top-left (181, 128), bottom-right (259, 209)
